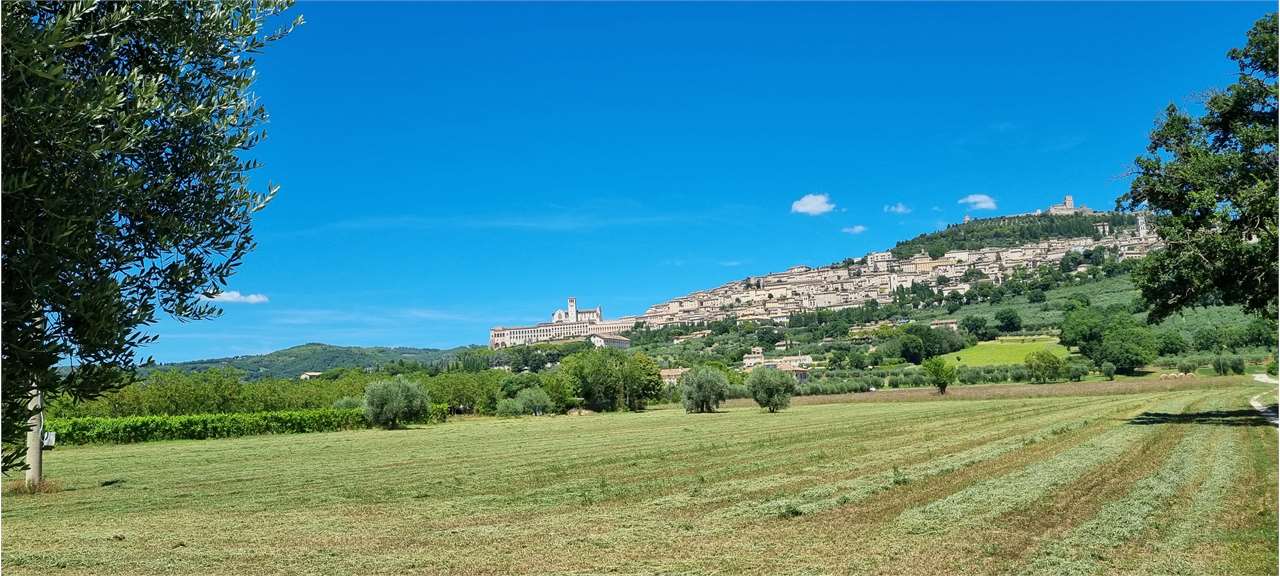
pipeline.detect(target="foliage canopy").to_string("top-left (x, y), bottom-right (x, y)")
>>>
top-left (1121, 13), bottom-right (1278, 321)
top-left (746, 367), bottom-right (797, 412)
top-left (0, 0), bottom-right (300, 470)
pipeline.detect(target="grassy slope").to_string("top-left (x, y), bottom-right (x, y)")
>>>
top-left (938, 336), bottom-right (1070, 366)
top-left (5, 378), bottom-right (1274, 576)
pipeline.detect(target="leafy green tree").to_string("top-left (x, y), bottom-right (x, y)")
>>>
top-left (1229, 355), bottom-right (1247, 375)
top-left (621, 352), bottom-right (663, 411)
top-left (1, 1), bottom-right (300, 471)
top-left (1212, 356), bottom-right (1232, 376)
top-left (1155, 330), bottom-right (1191, 356)
top-left (995, 308), bottom-right (1023, 333)
top-left (1100, 362), bottom-right (1117, 381)
top-left (897, 335), bottom-right (926, 364)
top-left (514, 387), bottom-right (552, 416)
top-left (1059, 306), bottom-right (1139, 364)
top-left (500, 371), bottom-right (542, 399)
top-left (959, 315), bottom-right (992, 340)
top-left (1099, 325), bottom-right (1158, 374)
top-left (922, 357), bottom-right (956, 395)
top-left (538, 369), bottom-right (575, 413)
top-left (495, 398), bottom-right (525, 418)
top-left (559, 348), bottom-right (625, 412)
top-left (1120, 14), bottom-right (1278, 321)
top-left (680, 366), bottom-right (728, 413)
top-left (1239, 316), bottom-right (1279, 348)
top-left (755, 327), bottom-right (785, 349)
top-left (1066, 293), bottom-right (1092, 309)
top-left (1024, 350), bottom-right (1065, 383)
top-left (1194, 326), bottom-right (1231, 352)
top-left (425, 371), bottom-right (502, 415)
top-left (363, 378), bottom-right (429, 429)
top-left (746, 367), bottom-right (797, 412)
top-left (1026, 289), bottom-right (1047, 303)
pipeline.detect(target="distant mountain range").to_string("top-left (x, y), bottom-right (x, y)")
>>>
top-left (147, 343), bottom-right (478, 380)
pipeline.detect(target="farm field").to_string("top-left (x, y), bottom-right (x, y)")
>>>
top-left (938, 336), bottom-right (1070, 367)
top-left (4, 378), bottom-right (1276, 575)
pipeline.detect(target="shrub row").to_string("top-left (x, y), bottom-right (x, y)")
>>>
top-left (797, 378), bottom-right (875, 396)
top-left (956, 364), bottom-right (1032, 385)
top-left (1154, 350), bottom-right (1270, 371)
top-left (47, 405), bottom-right (448, 445)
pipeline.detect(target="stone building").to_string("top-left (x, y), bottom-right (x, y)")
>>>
top-left (489, 297), bottom-right (634, 349)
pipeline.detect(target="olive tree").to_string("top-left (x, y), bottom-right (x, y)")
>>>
top-left (363, 378), bottom-right (429, 429)
top-left (680, 366), bottom-right (729, 414)
top-left (1, 1), bottom-right (301, 471)
top-left (515, 387), bottom-right (553, 416)
top-left (746, 367), bottom-right (797, 413)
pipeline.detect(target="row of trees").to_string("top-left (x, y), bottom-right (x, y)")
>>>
top-left (680, 366), bottom-right (798, 413)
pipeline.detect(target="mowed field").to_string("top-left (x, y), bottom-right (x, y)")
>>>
top-left (938, 336), bottom-right (1070, 366)
top-left (4, 379), bottom-right (1276, 575)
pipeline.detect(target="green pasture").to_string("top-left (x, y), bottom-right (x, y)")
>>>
top-left (940, 336), bottom-right (1071, 367)
top-left (4, 378), bottom-right (1275, 576)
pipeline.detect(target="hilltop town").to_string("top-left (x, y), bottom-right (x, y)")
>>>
top-left (489, 196), bottom-right (1162, 349)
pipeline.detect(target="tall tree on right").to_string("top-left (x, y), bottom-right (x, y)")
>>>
top-left (1120, 13), bottom-right (1277, 322)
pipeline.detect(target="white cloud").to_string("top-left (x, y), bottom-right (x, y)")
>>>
top-left (719, 260), bottom-right (743, 267)
top-left (202, 290), bottom-right (269, 304)
top-left (841, 225), bottom-right (867, 235)
top-left (883, 202), bottom-right (912, 215)
top-left (791, 193), bottom-right (835, 216)
top-left (958, 194), bottom-right (998, 210)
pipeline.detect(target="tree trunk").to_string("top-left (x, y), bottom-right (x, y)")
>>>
top-left (24, 390), bottom-right (42, 487)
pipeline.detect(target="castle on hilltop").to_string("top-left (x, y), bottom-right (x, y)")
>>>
top-left (1045, 195), bottom-right (1095, 216)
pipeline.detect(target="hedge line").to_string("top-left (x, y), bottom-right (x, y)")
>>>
top-left (47, 404), bottom-right (449, 445)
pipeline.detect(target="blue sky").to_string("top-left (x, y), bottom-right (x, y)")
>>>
top-left (144, 2), bottom-right (1272, 363)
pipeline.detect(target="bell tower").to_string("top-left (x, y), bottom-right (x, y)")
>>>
top-left (567, 297), bottom-right (577, 322)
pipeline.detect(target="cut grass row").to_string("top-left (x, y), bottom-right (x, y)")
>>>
top-left (3, 378), bottom-right (1273, 575)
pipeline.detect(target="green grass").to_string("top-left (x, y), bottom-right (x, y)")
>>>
top-left (939, 336), bottom-right (1070, 366)
top-left (3, 378), bottom-right (1275, 575)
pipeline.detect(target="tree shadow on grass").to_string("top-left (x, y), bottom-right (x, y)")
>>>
top-left (1128, 406), bottom-right (1277, 427)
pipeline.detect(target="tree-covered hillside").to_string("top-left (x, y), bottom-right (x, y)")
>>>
top-left (886, 213), bottom-right (1138, 259)
top-left (149, 343), bottom-right (477, 380)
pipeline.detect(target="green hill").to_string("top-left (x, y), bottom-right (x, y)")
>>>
top-left (149, 343), bottom-right (478, 380)
top-left (886, 212), bottom-right (1138, 259)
